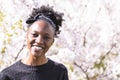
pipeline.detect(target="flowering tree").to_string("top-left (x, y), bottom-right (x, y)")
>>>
top-left (0, 0), bottom-right (120, 80)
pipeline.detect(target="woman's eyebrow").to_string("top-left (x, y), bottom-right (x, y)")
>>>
top-left (32, 31), bottom-right (51, 36)
top-left (44, 33), bottom-right (50, 36)
top-left (31, 31), bottom-right (39, 33)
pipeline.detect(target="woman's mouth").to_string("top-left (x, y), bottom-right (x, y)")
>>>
top-left (32, 45), bottom-right (44, 52)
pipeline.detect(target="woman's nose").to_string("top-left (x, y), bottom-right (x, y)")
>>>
top-left (35, 35), bottom-right (44, 44)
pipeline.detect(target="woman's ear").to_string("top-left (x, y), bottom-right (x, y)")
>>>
top-left (53, 38), bottom-right (55, 43)
top-left (51, 38), bottom-right (54, 45)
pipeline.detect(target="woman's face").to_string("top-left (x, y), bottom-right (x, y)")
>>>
top-left (26, 20), bottom-right (55, 57)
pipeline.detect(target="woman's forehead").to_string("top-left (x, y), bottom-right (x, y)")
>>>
top-left (28, 20), bottom-right (55, 34)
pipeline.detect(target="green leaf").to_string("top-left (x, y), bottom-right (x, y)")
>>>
top-left (65, 63), bottom-right (74, 72)
top-left (11, 25), bottom-right (16, 30)
top-left (15, 20), bottom-right (23, 29)
top-left (6, 33), bottom-right (13, 37)
top-left (93, 62), bottom-right (105, 69)
top-left (6, 37), bottom-right (12, 44)
top-left (1, 46), bottom-right (6, 54)
top-left (0, 11), bottom-right (5, 22)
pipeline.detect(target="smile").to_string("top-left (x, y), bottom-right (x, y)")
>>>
top-left (32, 45), bottom-right (45, 51)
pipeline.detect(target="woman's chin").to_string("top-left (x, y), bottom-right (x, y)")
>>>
top-left (30, 47), bottom-right (45, 57)
top-left (31, 51), bottom-right (44, 57)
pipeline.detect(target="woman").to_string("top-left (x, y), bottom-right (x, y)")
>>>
top-left (0, 5), bottom-right (69, 80)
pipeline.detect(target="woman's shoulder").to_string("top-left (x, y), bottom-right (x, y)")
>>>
top-left (0, 60), bottom-right (21, 74)
top-left (49, 59), bottom-right (67, 71)
top-left (0, 60), bottom-right (21, 80)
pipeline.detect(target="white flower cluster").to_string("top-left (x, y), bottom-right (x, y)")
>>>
top-left (1, 0), bottom-right (120, 80)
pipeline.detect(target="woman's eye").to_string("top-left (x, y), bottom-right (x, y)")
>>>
top-left (44, 36), bottom-right (50, 40)
top-left (32, 33), bottom-right (38, 37)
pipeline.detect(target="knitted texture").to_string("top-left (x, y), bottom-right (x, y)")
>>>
top-left (0, 59), bottom-right (69, 80)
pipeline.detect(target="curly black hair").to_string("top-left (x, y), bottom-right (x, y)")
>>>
top-left (26, 5), bottom-right (64, 37)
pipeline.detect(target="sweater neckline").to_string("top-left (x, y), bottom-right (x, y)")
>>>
top-left (18, 58), bottom-right (54, 71)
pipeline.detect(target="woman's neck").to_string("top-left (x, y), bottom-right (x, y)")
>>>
top-left (22, 54), bottom-right (48, 66)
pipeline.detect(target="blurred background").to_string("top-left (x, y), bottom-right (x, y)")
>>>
top-left (0, 0), bottom-right (120, 80)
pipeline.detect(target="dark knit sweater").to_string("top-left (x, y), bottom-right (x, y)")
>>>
top-left (0, 59), bottom-right (69, 80)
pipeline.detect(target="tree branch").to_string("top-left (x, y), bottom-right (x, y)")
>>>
top-left (83, 26), bottom-right (91, 47)
top-left (14, 44), bottom-right (25, 60)
top-left (74, 62), bottom-right (90, 80)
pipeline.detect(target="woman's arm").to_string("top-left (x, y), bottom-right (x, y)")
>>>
top-left (59, 68), bottom-right (69, 80)
top-left (0, 71), bottom-right (11, 80)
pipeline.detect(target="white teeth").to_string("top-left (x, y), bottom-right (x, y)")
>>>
top-left (36, 46), bottom-right (42, 50)
top-left (33, 46), bottom-right (43, 50)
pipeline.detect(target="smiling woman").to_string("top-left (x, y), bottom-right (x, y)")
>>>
top-left (26, 20), bottom-right (55, 59)
top-left (0, 5), bottom-right (69, 80)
